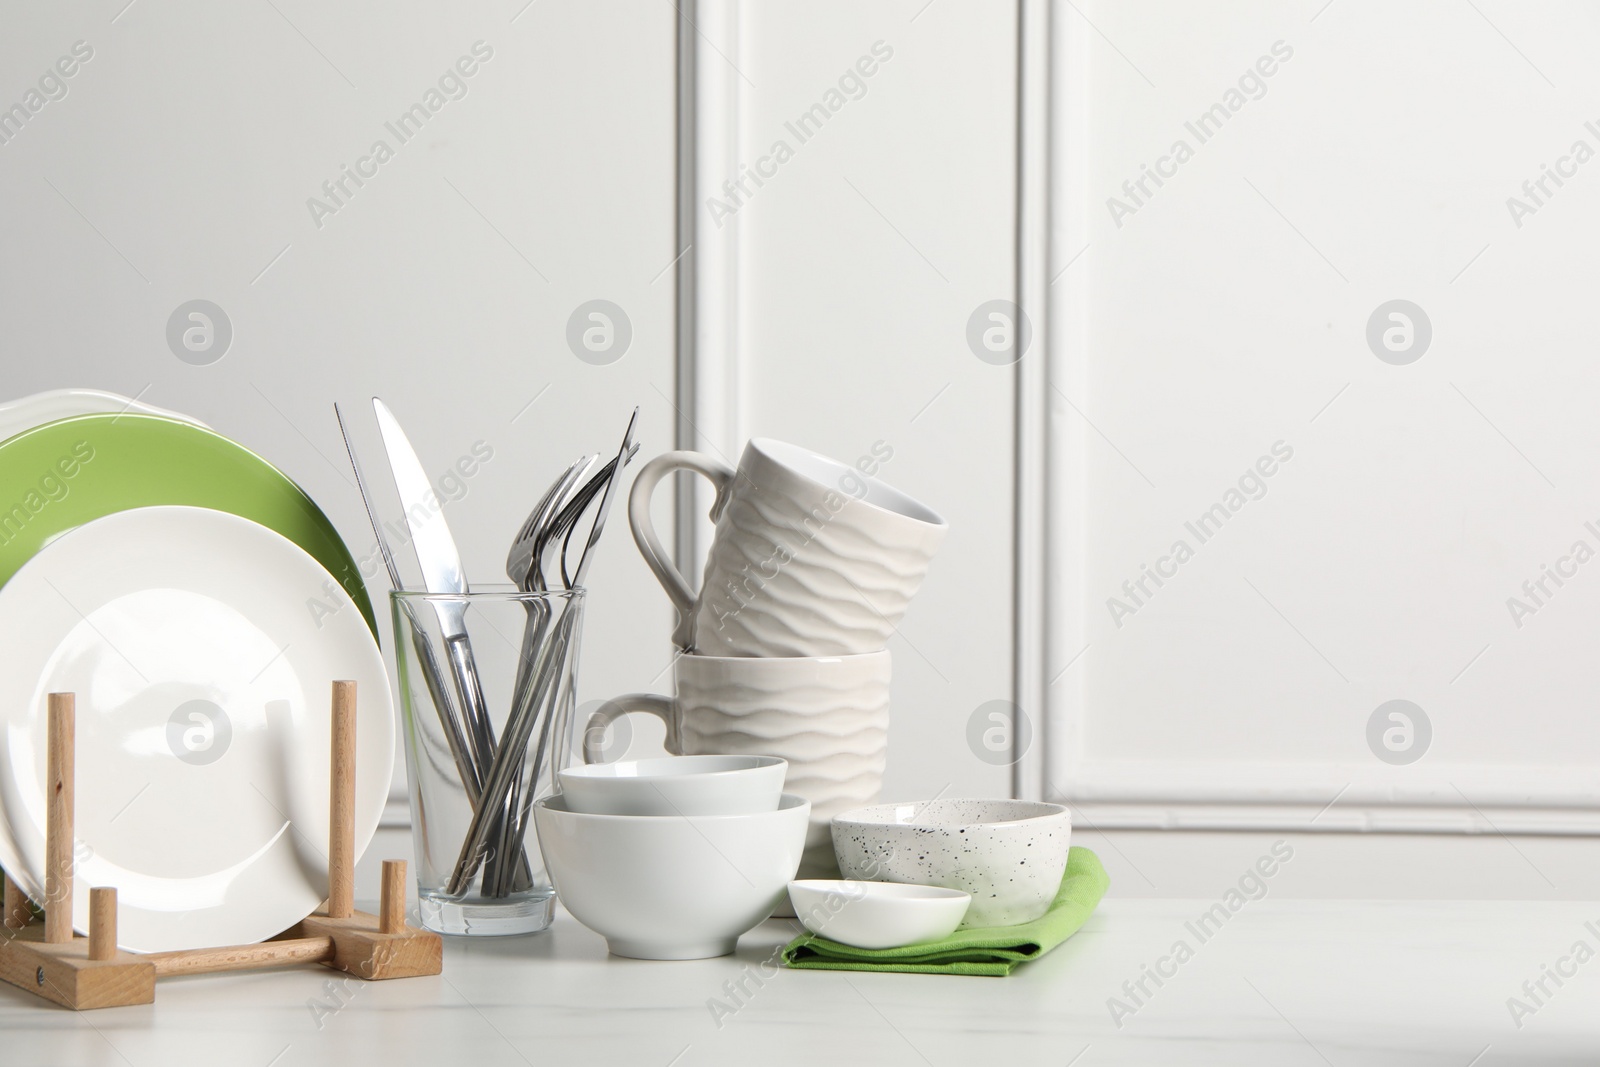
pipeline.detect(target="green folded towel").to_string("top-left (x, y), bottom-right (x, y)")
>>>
top-left (780, 846), bottom-right (1108, 976)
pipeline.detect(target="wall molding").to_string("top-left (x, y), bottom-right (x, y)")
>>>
top-left (1012, 0), bottom-right (1052, 802)
top-left (1067, 802), bottom-right (1600, 837)
top-left (674, 0), bottom-right (746, 589)
top-left (673, 0), bottom-right (701, 576)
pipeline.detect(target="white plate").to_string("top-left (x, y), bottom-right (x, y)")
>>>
top-left (0, 505), bottom-right (392, 951)
top-left (0, 388), bottom-right (206, 444)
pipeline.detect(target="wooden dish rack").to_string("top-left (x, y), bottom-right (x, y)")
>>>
top-left (0, 681), bottom-right (442, 1010)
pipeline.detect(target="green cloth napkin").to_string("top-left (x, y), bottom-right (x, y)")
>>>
top-left (780, 846), bottom-right (1108, 976)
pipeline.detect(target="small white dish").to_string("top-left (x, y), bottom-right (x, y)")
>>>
top-left (558, 754), bottom-right (786, 816)
top-left (0, 506), bottom-right (393, 951)
top-left (533, 792), bottom-right (810, 959)
top-left (788, 879), bottom-right (971, 949)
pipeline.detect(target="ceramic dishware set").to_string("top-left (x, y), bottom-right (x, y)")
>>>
top-left (0, 391), bottom-right (1087, 988)
top-left (595, 438), bottom-right (948, 881)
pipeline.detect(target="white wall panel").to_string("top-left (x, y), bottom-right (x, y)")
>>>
top-left (1048, 0), bottom-right (1600, 834)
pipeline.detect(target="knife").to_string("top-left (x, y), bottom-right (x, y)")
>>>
top-left (373, 397), bottom-right (523, 888)
top-left (335, 403), bottom-right (480, 801)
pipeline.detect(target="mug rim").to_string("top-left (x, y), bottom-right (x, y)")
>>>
top-left (745, 437), bottom-right (947, 528)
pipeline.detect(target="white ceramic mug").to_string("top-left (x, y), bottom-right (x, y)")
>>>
top-left (585, 650), bottom-right (891, 879)
top-left (628, 438), bottom-right (947, 656)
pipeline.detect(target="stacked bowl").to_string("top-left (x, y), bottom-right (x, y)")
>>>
top-left (534, 755), bottom-right (808, 959)
top-left (600, 438), bottom-right (947, 879)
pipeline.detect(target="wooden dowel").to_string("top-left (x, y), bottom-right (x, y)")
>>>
top-left (380, 860), bottom-right (406, 933)
top-left (88, 887), bottom-right (116, 960)
top-left (3, 872), bottom-right (31, 929)
top-left (45, 693), bottom-right (74, 944)
top-left (328, 680), bottom-right (356, 919)
top-left (145, 937), bottom-right (335, 977)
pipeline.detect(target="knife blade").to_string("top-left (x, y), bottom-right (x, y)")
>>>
top-left (336, 402), bottom-right (481, 798)
top-left (373, 398), bottom-right (521, 888)
top-left (372, 398), bottom-right (495, 758)
top-left (372, 398), bottom-right (470, 600)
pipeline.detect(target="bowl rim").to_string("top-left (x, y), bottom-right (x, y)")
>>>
top-left (832, 797), bottom-right (1069, 830)
top-left (787, 879), bottom-right (972, 903)
top-left (560, 754), bottom-right (787, 783)
top-left (537, 791), bottom-right (809, 821)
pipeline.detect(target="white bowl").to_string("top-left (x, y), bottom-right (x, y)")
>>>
top-left (533, 792), bottom-right (811, 959)
top-left (832, 799), bottom-right (1071, 927)
top-left (558, 754), bottom-right (787, 816)
top-left (788, 879), bottom-right (971, 949)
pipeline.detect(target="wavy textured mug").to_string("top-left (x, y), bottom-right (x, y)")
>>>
top-left (585, 650), bottom-right (891, 880)
top-left (628, 438), bottom-right (947, 656)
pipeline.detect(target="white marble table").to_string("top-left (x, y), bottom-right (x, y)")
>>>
top-left (3, 899), bottom-right (1598, 1065)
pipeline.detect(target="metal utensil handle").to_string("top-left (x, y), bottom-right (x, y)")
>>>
top-left (444, 628), bottom-right (560, 895)
top-left (502, 604), bottom-right (587, 894)
top-left (444, 632), bottom-right (497, 770)
top-left (488, 599), bottom-right (554, 897)
top-left (406, 608), bottom-right (480, 797)
top-left (445, 607), bottom-right (576, 896)
top-left (444, 630), bottom-right (525, 889)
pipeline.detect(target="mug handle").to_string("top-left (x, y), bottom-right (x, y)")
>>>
top-left (584, 693), bottom-right (678, 764)
top-left (628, 450), bottom-right (737, 650)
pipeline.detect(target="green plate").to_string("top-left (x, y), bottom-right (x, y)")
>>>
top-left (0, 414), bottom-right (377, 638)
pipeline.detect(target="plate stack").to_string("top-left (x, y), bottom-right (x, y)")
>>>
top-left (0, 389), bottom-right (392, 952)
top-left (608, 437), bottom-right (947, 880)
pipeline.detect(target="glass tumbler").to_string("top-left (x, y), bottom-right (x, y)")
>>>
top-left (392, 587), bottom-right (584, 935)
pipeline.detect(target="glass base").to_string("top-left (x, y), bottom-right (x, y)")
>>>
top-left (418, 889), bottom-right (556, 936)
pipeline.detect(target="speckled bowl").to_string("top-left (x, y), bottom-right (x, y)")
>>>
top-left (831, 799), bottom-right (1071, 927)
